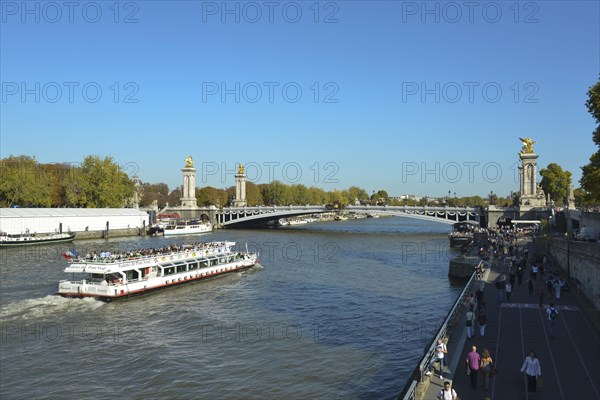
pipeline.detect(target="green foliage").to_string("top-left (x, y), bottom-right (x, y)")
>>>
top-left (0, 155), bottom-right (52, 207)
top-left (540, 163), bottom-right (572, 205)
top-left (581, 77), bottom-right (600, 204)
top-left (0, 155), bottom-right (135, 208)
top-left (66, 156), bottom-right (135, 207)
top-left (196, 186), bottom-right (227, 207)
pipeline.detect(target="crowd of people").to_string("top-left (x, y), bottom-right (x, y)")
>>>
top-left (431, 226), bottom-right (566, 399)
top-left (74, 241), bottom-right (232, 262)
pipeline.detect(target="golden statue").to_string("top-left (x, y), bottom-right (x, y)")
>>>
top-left (185, 155), bottom-right (194, 168)
top-left (238, 163), bottom-right (245, 174)
top-left (519, 137), bottom-right (536, 154)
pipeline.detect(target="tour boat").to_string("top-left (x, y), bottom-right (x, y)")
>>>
top-left (57, 241), bottom-right (259, 301)
top-left (0, 231), bottom-right (75, 247)
top-left (448, 221), bottom-right (479, 247)
top-left (163, 219), bottom-right (212, 236)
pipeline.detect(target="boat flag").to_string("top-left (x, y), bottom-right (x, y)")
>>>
top-left (62, 248), bottom-right (78, 260)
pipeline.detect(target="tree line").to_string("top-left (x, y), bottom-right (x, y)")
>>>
top-left (0, 155), bottom-right (135, 208)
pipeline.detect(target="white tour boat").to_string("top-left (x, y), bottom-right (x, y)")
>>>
top-left (163, 219), bottom-right (212, 236)
top-left (0, 231), bottom-right (75, 247)
top-left (57, 241), bottom-right (258, 301)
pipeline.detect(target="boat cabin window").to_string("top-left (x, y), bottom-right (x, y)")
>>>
top-left (199, 261), bottom-right (208, 268)
top-left (188, 262), bottom-right (198, 270)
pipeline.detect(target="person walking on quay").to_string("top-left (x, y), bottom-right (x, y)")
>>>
top-left (495, 275), bottom-right (506, 302)
top-left (480, 348), bottom-right (495, 390)
top-left (505, 281), bottom-right (513, 301)
top-left (426, 339), bottom-right (448, 379)
top-left (475, 287), bottom-right (485, 310)
top-left (478, 307), bottom-right (488, 337)
top-left (466, 345), bottom-right (481, 389)
top-left (520, 351), bottom-right (542, 394)
top-left (517, 264), bottom-right (524, 285)
top-left (546, 302), bottom-right (559, 338)
top-left (554, 279), bottom-right (562, 300)
top-left (531, 263), bottom-right (539, 280)
top-left (538, 285), bottom-right (545, 308)
top-left (528, 277), bottom-right (534, 295)
top-left (437, 381), bottom-right (458, 400)
top-left (466, 306), bottom-right (476, 340)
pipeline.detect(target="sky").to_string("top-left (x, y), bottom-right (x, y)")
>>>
top-left (1, 0), bottom-right (598, 199)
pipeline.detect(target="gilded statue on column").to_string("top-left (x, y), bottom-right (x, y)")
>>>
top-left (185, 155), bottom-right (194, 168)
top-left (518, 138), bottom-right (536, 155)
top-left (238, 163), bottom-right (245, 174)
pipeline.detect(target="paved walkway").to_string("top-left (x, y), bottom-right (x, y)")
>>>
top-left (423, 237), bottom-right (600, 400)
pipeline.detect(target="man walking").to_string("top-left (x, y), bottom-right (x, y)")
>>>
top-left (437, 381), bottom-right (458, 400)
top-left (521, 351), bottom-right (542, 394)
top-left (465, 306), bottom-right (476, 340)
top-left (546, 302), bottom-right (559, 338)
top-left (425, 339), bottom-right (448, 379)
top-left (466, 345), bottom-right (481, 389)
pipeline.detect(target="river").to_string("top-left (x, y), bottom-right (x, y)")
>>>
top-left (0, 217), bottom-right (464, 399)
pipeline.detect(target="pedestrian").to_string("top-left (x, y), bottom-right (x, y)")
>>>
top-left (480, 348), bottom-right (495, 390)
top-left (509, 271), bottom-right (516, 287)
top-left (517, 265), bottom-right (524, 285)
top-left (466, 293), bottom-right (476, 311)
top-left (531, 264), bottom-right (538, 280)
top-left (546, 302), bottom-right (559, 338)
top-left (505, 281), bottom-right (512, 301)
top-left (520, 351), bottom-right (542, 394)
top-left (538, 285), bottom-right (545, 308)
top-left (466, 345), bottom-right (481, 389)
top-left (478, 307), bottom-right (487, 337)
top-left (475, 287), bottom-right (485, 309)
top-left (466, 306), bottom-right (476, 340)
top-left (437, 381), bottom-right (458, 400)
top-left (426, 339), bottom-right (448, 379)
top-left (528, 277), bottom-right (534, 295)
top-left (554, 279), bottom-right (562, 300)
top-left (495, 275), bottom-right (506, 302)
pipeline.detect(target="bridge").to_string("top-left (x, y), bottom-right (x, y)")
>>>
top-left (214, 205), bottom-right (480, 227)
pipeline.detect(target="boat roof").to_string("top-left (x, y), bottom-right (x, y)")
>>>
top-left (453, 220), bottom-right (479, 226)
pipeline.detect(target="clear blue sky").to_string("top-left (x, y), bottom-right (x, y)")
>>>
top-left (1, 1), bottom-right (598, 198)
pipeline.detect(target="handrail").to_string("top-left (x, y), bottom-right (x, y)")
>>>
top-left (399, 259), bottom-right (483, 400)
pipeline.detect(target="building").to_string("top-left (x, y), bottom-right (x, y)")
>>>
top-left (0, 208), bottom-right (149, 235)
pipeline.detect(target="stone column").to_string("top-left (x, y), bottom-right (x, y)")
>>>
top-left (233, 164), bottom-right (247, 207)
top-left (180, 166), bottom-right (197, 207)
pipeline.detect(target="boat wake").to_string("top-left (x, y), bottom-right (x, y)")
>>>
top-left (0, 295), bottom-right (104, 323)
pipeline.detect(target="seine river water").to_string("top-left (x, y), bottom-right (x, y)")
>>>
top-left (0, 217), bottom-right (464, 399)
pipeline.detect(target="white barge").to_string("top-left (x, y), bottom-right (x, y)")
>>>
top-left (57, 241), bottom-right (258, 301)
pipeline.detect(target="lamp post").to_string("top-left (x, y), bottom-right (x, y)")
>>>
top-left (565, 200), bottom-right (571, 279)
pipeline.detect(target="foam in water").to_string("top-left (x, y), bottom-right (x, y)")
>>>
top-left (0, 295), bottom-right (104, 323)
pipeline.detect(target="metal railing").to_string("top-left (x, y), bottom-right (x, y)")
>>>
top-left (399, 260), bottom-right (482, 400)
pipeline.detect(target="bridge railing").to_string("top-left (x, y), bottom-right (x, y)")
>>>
top-left (398, 260), bottom-right (482, 400)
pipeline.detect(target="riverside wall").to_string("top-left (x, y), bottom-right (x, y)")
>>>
top-left (535, 236), bottom-right (600, 312)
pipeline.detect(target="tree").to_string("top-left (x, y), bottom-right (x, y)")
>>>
top-left (540, 163), bottom-right (572, 205)
top-left (371, 190), bottom-right (389, 202)
top-left (140, 183), bottom-right (170, 208)
top-left (66, 155), bottom-right (135, 207)
top-left (0, 155), bottom-right (52, 207)
top-left (196, 186), bottom-right (227, 206)
top-left (580, 78), bottom-right (600, 204)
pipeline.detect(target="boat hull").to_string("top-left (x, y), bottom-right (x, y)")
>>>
top-left (449, 236), bottom-right (472, 248)
top-left (0, 233), bottom-right (75, 247)
top-left (58, 258), bottom-right (257, 301)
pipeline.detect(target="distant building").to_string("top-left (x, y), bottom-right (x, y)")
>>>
top-left (0, 208), bottom-right (149, 235)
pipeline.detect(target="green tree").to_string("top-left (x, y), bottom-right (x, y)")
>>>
top-left (540, 163), bottom-right (572, 205)
top-left (580, 78), bottom-right (600, 204)
top-left (245, 182), bottom-right (263, 206)
top-left (140, 183), bottom-right (170, 207)
top-left (196, 186), bottom-right (227, 206)
top-left (370, 190), bottom-right (389, 202)
top-left (66, 155), bottom-right (135, 207)
top-left (0, 155), bottom-right (52, 207)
